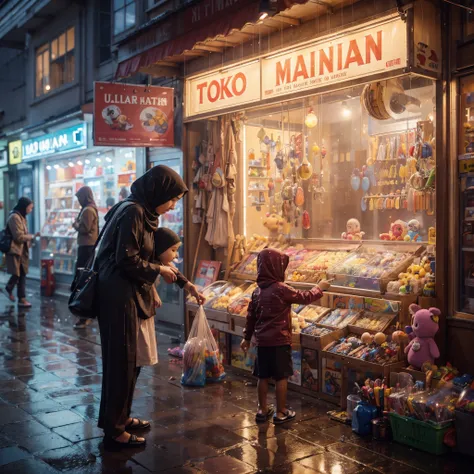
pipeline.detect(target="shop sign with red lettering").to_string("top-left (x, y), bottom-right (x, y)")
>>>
top-left (185, 61), bottom-right (260, 118)
top-left (94, 82), bottom-right (174, 147)
top-left (261, 17), bottom-right (406, 99)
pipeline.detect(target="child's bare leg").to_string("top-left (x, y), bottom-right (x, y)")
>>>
top-left (257, 378), bottom-right (269, 414)
top-left (275, 378), bottom-right (288, 416)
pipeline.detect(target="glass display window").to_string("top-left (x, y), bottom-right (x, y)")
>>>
top-left (41, 147), bottom-right (137, 275)
top-left (241, 76), bottom-right (436, 243)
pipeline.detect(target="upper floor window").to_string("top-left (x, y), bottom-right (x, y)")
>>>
top-left (36, 27), bottom-right (75, 98)
top-left (114, 0), bottom-right (136, 35)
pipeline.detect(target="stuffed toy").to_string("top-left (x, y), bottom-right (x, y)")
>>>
top-left (341, 218), bottom-right (365, 240)
top-left (404, 304), bottom-right (440, 370)
top-left (380, 220), bottom-right (407, 241)
top-left (263, 213), bottom-right (284, 238)
top-left (404, 219), bottom-right (422, 242)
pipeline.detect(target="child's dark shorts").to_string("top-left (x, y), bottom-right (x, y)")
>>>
top-left (253, 345), bottom-right (293, 380)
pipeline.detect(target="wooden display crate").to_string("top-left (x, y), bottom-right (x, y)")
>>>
top-left (300, 328), bottom-right (344, 350)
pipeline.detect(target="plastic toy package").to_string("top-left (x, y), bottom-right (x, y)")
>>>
top-left (181, 306), bottom-right (226, 387)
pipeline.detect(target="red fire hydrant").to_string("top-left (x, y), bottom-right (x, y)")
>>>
top-left (41, 259), bottom-right (56, 297)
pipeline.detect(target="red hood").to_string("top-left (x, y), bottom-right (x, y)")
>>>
top-left (257, 248), bottom-right (289, 289)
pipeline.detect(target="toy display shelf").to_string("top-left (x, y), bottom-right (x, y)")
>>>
top-left (300, 328), bottom-right (344, 351)
top-left (347, 312), bottom-right (398, 335)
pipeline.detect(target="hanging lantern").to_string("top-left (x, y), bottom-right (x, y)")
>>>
top-left (305, 108), bottom-right (318, 129)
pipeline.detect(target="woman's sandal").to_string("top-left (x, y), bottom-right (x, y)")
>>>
top-left (103, 434), bottom-right (146, 451)
top-left (255, 406), bottom-right (275, 423)
top-left (125, 418), bottom-right (151, 430)
top-left (273, 409), bottom-right (296, 425)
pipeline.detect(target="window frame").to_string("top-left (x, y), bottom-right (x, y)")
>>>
top-left (35, 26), bottom-right (76, 98)
top-left (113, 0), bottom-right (136, 37)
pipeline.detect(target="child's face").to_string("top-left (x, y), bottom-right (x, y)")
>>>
top-left (160, 243), bottom-right (181, 265)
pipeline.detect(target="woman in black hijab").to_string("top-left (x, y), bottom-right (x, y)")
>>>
top-left (2, 197), bottom-right (39, 307)
top-left (95, 166), bottom-right (196, 450)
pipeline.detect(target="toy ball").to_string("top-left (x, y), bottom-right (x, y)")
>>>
top-left (361, 332), bottom-right (373, 344)
top-left (321, 146), bottom-right (327, 157)
top-left (351, 175), bottom-right (361, 191)
top-left (361, 176), bottom-right (370, 191)
top-left (374, 332), bottom-right (387, 345)
top-left (312, 144), bottom-right (320, 154)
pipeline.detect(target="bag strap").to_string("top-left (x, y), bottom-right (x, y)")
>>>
top-left (88, 201), bottom-right (134, 271)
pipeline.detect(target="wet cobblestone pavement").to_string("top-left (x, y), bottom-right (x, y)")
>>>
top-left (0, 289), bottom-right (472, 473)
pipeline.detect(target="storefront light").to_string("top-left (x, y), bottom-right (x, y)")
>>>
top-left (85, 159), bottom-right (90, 164)
top-left (305, 108), bottom-right (318, 128)
top-left (53, 164), bottom-right (59, 169)
top-left (68, 162), bottom-right (74, 167)
top-left (77, 160), bottom-right (83, 165)
top-left (46, 165), bottom-right (52, 170)
top-left (342, 101), bottom-right (352, 118)
top-left (105, 157), bottom-right (112, 163)
top-left (45, 84), bottom-right (51, 91)
top-left (428, 113), bottom-right (434, 122)
top-left (96, 158), bottom-right (102, 163)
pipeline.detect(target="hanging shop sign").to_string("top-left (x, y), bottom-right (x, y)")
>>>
top-left (261, 17), bottom-right (407, 100)
top-left (185, 61), bottom-right (261, 117)
top-left (184, 16), bottom-right (407, 118)
top-left (22, 124), bottom-right (87, 162)
top-left (8, 140), bottom-right (22, 165)
top-left (94, 82), bottom-right (174, 147)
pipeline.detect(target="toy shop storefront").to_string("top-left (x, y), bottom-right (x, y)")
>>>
top-left (181, 0), bottom-right (459, 422)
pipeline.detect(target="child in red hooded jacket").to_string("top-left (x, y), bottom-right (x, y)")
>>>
top-left (241, 248), bottom-right (330, 424)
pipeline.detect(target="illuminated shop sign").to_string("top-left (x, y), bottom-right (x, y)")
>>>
top-left (22, 123), bottom-right (87, 162)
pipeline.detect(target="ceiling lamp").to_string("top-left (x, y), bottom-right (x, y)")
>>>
top-left (305, 108), bottom-right (318, 128)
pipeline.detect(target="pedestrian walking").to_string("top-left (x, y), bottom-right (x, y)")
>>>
top-left (95, 165), bottom-right (190, 450)
top-left (1, 197), bottom-right (39, 308)
top-left (72, 186), bottom-right (99, 329)
top-left (241, 248), bottom-right (331, 424)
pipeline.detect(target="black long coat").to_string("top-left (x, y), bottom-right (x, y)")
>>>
top-left (96, 202), bottom-right (161, 437)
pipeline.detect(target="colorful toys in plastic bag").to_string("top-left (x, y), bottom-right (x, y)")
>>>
top-left (205, 349), bottom-right (226, 382)
top-left (181, 306), bottom-right (226, 387)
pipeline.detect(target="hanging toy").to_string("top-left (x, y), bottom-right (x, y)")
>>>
top-left (274, 151), bottom-right (284, 170)
top-left (268, 178), bottom-right (275, 198)
top-left (320, 146), bottom-right (327, 158)
top-left (312, 143), bottom-right (320, 155)
top-left (276, 135), bottom-right (282, 152)
top-left (297, 155), bottom-right (313, 180)
top-left (302, 210), bottom-right (311, 230)
top-left (295, 186), bottom-right (305, 207)
top-left (361, 176), bottom-right (370, 192)
top-left (351, 169), bottom-right (361, 191)
top-left (257, 127), bottom-right (266, 142)
top-left (295, 133), bottom-right (303, 159)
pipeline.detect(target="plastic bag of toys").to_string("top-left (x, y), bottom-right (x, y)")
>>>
top-left (181, 306), bottom-right (226, 387)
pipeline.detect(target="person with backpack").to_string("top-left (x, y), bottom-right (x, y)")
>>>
top-left (1, 197), bottom-right (39, 308)
top-left (72, 186), bottom-right (99, 329)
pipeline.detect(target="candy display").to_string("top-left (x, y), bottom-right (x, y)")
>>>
top-left (324, 334), bottom-right (400, 364)
top-left (298, 305), bottom-right (331, 322)
top-left (317, 309), bottom-right (360, 328)
top-left (386, 255), bottom-right (435, 296)
top-left (245, 234), bottom-right (268, 253)
top-left (234, 253), bottom-right (258, 275)
top-left (205, 283), bottom-right (248, 311)
top-left (352, 312), bottom-right (395, 332)
top-left (301, 325), bottom-right (333, 337)
top-left (188, 281), bottom-right (228, 302)
top-left (288, 250), bottom-right (348, 282)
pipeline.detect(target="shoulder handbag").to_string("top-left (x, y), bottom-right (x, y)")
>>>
top-left (68, 202), bottom-right (131, 319)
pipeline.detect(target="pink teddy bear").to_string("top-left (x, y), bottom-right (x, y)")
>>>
top-left (404, 304), bottom-right (440, 370)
